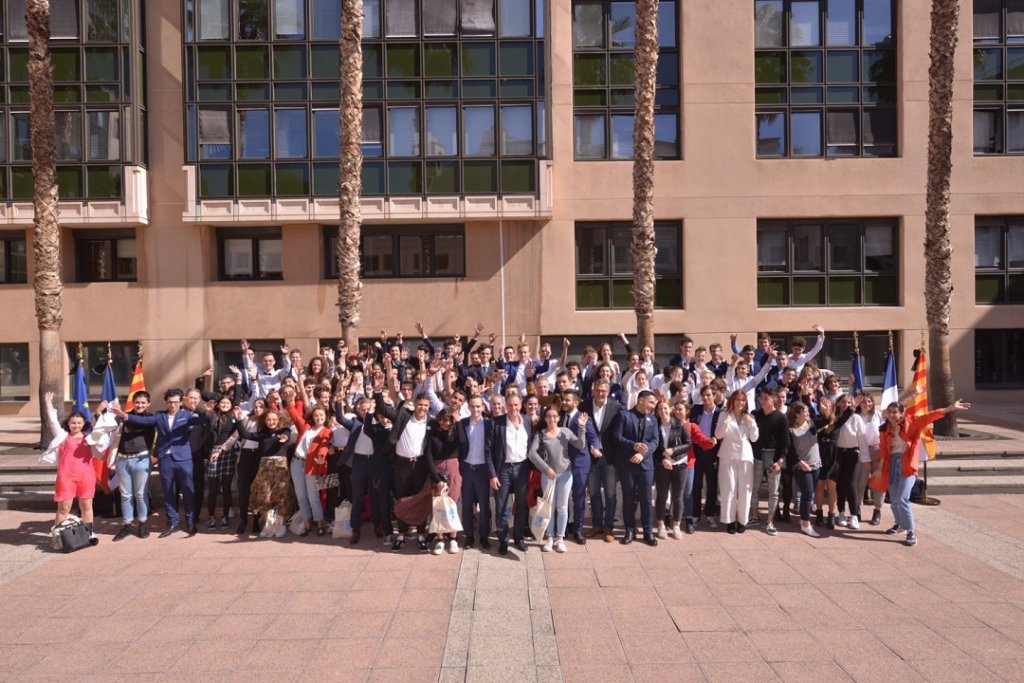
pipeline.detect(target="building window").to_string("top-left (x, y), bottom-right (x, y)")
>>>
top-left (184, 0), bottom-right (548, 198)
top-left (976, 329), bottom-right (1024, 387)
top-left (74, 230), bottom-right (137, 282)
top-left (575, 221), bottom-right (682, 309)
top-left (217, 227), bottom-right (283, 280)
top-left (2, 0), bottom-right (146, 201)
top-left (976, 217), bottom-right (1024, 303)
top-left (571, 1), bottom-right (679, 160)
top-left (757, 219), bottom-right (898, 306)
top-left (764, 330), bottom-right (894, 386)
top-left (323, 224), bottom-right (465, 278)
top-left (212, 338), bottom-right (284, 383)
top-left (755, 0), bottom-right (896, 158)
top-left (974, 1), bottom-right (1024, 154)
top-left (66, 341), bottom-right (137, 399)
top-left (0, 233), bottom-right (28, 284)
top-left (0, 343), bottom-right (29, 401)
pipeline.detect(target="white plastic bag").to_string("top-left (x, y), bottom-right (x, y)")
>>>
top-left (529, 482), bottom-right (555, 541)
top-left (428, 485), bottom-right (463, 535)
top-left (332, 501), bottom-right (353, 539)
top-left (259, 509), bottom-right (282, 538)
top-left (288, 512), bottom-right (307, 536)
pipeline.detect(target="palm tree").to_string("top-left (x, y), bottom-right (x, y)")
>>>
top-left (337, 0), bottom-right (364, 349)
top-left (27, 0), bottom-right (64, 444)
top-left (924, 0), bottom-right (959, 436)
top-left (631, 0), bottom-right (659, 350)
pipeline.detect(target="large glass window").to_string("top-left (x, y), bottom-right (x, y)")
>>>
top-left (0, 344), bottom-right (30, 401)
top-left (763, 330), bottom-right (894, 386)
top-left (571, 1), bottom-right (680, 160)
top-left (575, 221), bottom-right (682, 309)
top-left (74, 230), bottom-right (137, 282)
top-left (976, 329), bottom-right (1024, 387)
top-left (0, 233), bottom-right (28, 284)
top-left (757, 219), bottom-right (899, 306)
top-left (975, 216), bottom-right (1024, 303)
top-left (323, 224), bottom-right (465, 278)
top-left (755, 0), bottom-right (897, 158)
top-left (184, 0), bottom-right (547, 198)
top-left (973, 0), bottom-right (1024, 154)
top-left (217, 228), bottom-right (283, 279)
top-left (65, 341), bottom-right (137, 399)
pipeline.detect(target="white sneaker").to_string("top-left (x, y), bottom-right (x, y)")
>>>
top-left (670, 527), bottom-right (682, 540)
top-left (802, 525), bottom-right (820, 538)
top-left (837, 514), bottom-right (848, 527)
top-left (383, 534), bottom-right (394, 546)
top-left (554, 538), bottom-right (567, 553)
top-left (707, 516), bottom-right (719, 529)
top-left (657, 526), bottom-right (668, 540)
top-left (447, 539), bottom-right (459, 554)
top-left (541, 537), bottom-right (553, 552)
top-left (274, 524), bottom-right (287, 538)
top-left (848, 515), bottom-right (860, 530)
top-left (766, 523), bottom-right (778, 536)
top-left (432, 541), bottom-right (445, 555)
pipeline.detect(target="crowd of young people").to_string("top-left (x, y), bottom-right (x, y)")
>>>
top-left (46, 324), bottom-right (969, 552)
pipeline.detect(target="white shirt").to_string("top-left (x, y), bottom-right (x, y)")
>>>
top-left (353, 426), bottom-right (374, 455)
top-left (835, 413), bottom-right (861, 449)
top-left (396, 416), bottom-right (428, 459)
top-left (294, 428), bottom-right (318, 460)
top-left (331, 415), bottom-right (353, 449)
top-left (465, 417), bottom-right (486, 465)
top-left (504, 420), bottom-right (528, 464)
top-left (591, 401), bottom-right (607, 431)
top-left (166, 413), bottom-right (175, 431)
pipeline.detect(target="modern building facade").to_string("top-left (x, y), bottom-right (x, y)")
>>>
top-left (0, 0), bottom-right (1022, 412)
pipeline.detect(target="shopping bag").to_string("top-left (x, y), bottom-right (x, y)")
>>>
top-left (288, 512), bottom-right (307, 536)
top-left (260, 509), bottom-right (283, 538)
top-left (332, 501), bottom-right (353, 539)
top-left (529, 481), bottom-right (555, 541)
top-left (428, 485), bottom-right (463, 535)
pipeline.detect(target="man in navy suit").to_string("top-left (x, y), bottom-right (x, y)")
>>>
top-left (611, 389), bottom-right (660, 546)
top-left (581, 379), bottom-right (622, 542)
top-left (457, 395), bottom-right (496, 549)
top-left (117, 388), bottom-right (204, 537)
top-left (561, 389), bottom-right (601, 544)
top-left (490, 393), bottom-right (532, 555)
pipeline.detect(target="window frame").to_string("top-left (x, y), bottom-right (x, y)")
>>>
top-left (73, 229), bottom-right (138, 282)
top-left (975, 328), bottom-right (1024, 388)
top-left (322, 223), bottom-right (466, 279)
top-left (973, 0), bottom-right (1024, 155)
top-left (0, 232), bottom-right (28, 284)
top-left (0, 343), bottom-right (30, 402)
top-left (216, 227), bottom-right (284, 280)
top-left (975, 216), bottom-right (1024, 304)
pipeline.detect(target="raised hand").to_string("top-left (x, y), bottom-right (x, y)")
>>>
top-left (488, 332), bottom-right (497, 345)
top-left (43, 391), bottom-right (54, 409)
top-left (414, 322), bottom-right (425, 336)
top-left (240, 339), bottom-right (250, 352)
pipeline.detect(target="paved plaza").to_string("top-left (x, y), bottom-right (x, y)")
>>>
top-left (1, 489), bottom-right (1024, 682)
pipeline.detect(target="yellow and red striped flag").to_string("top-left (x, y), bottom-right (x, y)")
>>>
top-left (910, 349), bottom-right (937, 460)
top-left (124, 359), bottom-right (146, 411)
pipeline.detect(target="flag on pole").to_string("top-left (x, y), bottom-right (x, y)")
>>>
top-left (72, 361), bottom-right (91, 427)
top-left (880, 350), bottom-right (898, 409)
top-left (88, 362), bottom-right (121, 493)
top-left (850, 351), bottom-right (865, 396)
top-left (124, 359), bottom-right (146, 411)
top-left (910, 349), bottom-right (937, 461)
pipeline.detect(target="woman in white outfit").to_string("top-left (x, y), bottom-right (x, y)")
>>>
top-left (715, 390), bottom-right (760, 534)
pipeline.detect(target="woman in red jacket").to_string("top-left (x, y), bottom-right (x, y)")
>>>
top-left (286, 401), bottom-right (333, 536)
top-left (872, 397), bottom-right (970, 547)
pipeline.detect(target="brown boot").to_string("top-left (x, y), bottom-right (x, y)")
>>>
top-left (586, 527), bottom-right (605, 538)
top-left (349, 531), bottom-right (360, 545)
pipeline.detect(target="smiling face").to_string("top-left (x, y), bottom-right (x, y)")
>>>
top-left (67, 414), bottom-right (86, 435)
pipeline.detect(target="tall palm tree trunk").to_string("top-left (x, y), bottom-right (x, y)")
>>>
top-left (925, 0), bottom-right (959, 436)
top-left (337, 0), bottom-right (364, 350)
top-left (28, 0), bottom-right (64, 444)
top-left (631, 0), bottom-right (659, 351)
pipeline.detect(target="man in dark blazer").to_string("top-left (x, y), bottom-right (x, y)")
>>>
top-left (561, 389), bottom-right (601, 544)
top-left (611, 389), bottom-right (661, 546)
top-left (335, 395), bottom-right (388, 545)
top-left (457, 395), bottom-right (496, 549)
top-left (690, 385), bottom-right (724, 528)
top-left (490, 393), bottom-right (532, 555)
top-left (116, 388), bottom-right (204, 537)
top-left (581, 379), bottom-right (622, 542)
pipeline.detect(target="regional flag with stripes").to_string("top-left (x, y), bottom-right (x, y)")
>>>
top-left (910, 349), bottom-right (937, 461)
top-left (124, 359), bottom-right (146, 411)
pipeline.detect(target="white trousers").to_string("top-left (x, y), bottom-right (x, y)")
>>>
top-left (718, 459), bottom-right (754, 525)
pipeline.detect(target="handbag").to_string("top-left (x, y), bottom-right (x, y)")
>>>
top-left (427, 485), bottom-right (463, 535)
top-left (332, 500), bottom-right (353, 539)
top-left (529, 481), bottom-right (556, 541)
top-left (314, 473), bottom-right (340, 491)
top-left (52, 517), bottom-right (92, 553)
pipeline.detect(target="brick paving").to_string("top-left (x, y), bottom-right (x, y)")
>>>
top-left (2, 492), bottom-right (1024, 682)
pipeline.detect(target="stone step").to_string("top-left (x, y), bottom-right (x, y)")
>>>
top-left (922, 474), bottom-right (1024, 495)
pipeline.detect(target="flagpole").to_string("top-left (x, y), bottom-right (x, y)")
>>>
top-left (917, 329), bottom-right (940, 507)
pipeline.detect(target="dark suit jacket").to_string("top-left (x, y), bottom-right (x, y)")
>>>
top-left (689, 404), bottom-right (723, 457)
top-left (610, 408), bottom-right (659, 472)
top-left (457, 417), bottom-right (496, 478)
top-left (490, 414), bottom-right (533, 471)
top-left (125, 410), bottom-right (203, 462)
top-left (581, 397), bottom-right (622, 465)
top-left (561, 410), bottom-right (601, 469)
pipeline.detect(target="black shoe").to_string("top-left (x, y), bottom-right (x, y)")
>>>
top-left (572, 531), bottom-right (587, 545)
top-left (417, 538), bottom-right (429, 552)
top-left (827, 515), bottom-right (836, 530)
top-left (253, 516), bottom-right (263, 534)
top-left (235, 520), bottom-right (248, 536)
top-left (736, 522), bottom-right (746, 534)
top-left (685, 520), bottom-right (695, 535)
top-left (137, 523), bottom-right (150, 539)
top-left (113, 525), bottom-right (134, 542)
top-left (479, 538), bottom-right (491, 551)
top-left (727, 522), bottom-right (737, 535)
top-left (498, 541), bottom-right (509, 555)
top-left (885, 524), bottom-right (902, 535)
top-left (391, 537), bottom-right (406, 552)
top-left (871, 510), bottom-right (882, 526)
top-left (186, 524), bottom-right (198, 536)
top-left (524, 530), bottom-right (535, 541)
top-left (643, 532), bottom-right (658, 547)
top-left (620, 530), bottom-right (635, 545)
top-left (464, 537), bottom-right (475, 549)
top-left (159, 525), bottom-right (178, 538)
top-left (816, 510), bottom-right (824, 527)
top-left (781, 510), bottom-right (792, 523)
top-left (513, 538), bottom-right (528, 552)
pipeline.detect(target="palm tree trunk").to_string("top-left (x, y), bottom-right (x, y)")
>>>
top-left (925, 0), bottom-right (959, 436)
top-left (337, 0), bottom-right (364, 350)
top-left (28, 0), bottom-right (64, 445)
top-left (631, 0), bottom-right (659, 351)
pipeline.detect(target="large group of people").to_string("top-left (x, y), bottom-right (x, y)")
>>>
top-left (45, 324), bottom-right (970, 553)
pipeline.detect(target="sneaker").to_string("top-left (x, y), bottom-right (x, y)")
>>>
top-left (274, 524), bottom-right (287, 538)
top-left (113, 525), bottom-right (134, 542)
top-left (837, 514), bottom-right (848, 527)
top-left (137, 523), bottom-right (150, 539)
top-left (541, 537), bottom-right (553, 552)
top-left (685, 520), bottom-right (695, 535)
top-left (417, 537), bottom-right (430, 552)
top-left (207, 518), bottom-right (217, 529)
top-left (802, 525), bottom-right (821, 538)
top-left (431, 541), bottom-right (445, 555)
top-left (766, 523), bottom-right (778, 536)
top-left (554, 538), bottom-right (567, 553)
top-left (670, 526), bottom-right (682, 540)
top-left (220, 517), bottom-right (230, 528)
top-left (383, 534), bottom-right (395, 546)
top-left (657, 526), bottom-right (668, 540)
top-left (848, 515), bottom-right (860, 530)
top-left (746, 517), bottom-right (760, 527)
top-left (447, 539), bottom-right (459, 554)
top-left (391, 537), bottom-right (406, 552)
top-left (885, 524), bottom-right (902, 535)
top-left (905, 532), bottom-right (918, 547)
top-left (870, 510), bottom-right (882, 526)
top-left (707, 516), bottom-right (718, 529)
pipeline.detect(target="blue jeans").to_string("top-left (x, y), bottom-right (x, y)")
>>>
top-left (587, 458), bottom-right (618, 530)
top-left (887, 453), bottom-right (916, 533)
top-left (793, 468), bottom-right (819, 521)
top-left (116, 454), bottom-right (150, 524)
top-left (291, 457), bottom-right (324, 523)
top-left (542, 470), bottom-right (573, 538)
